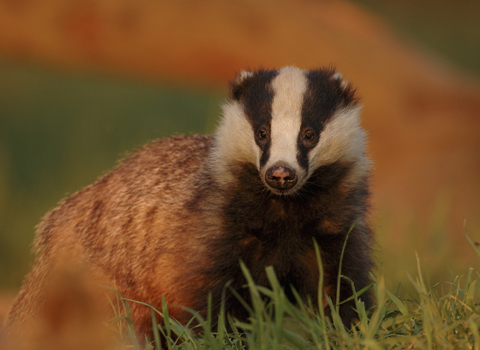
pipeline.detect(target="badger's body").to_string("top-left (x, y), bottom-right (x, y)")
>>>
top-left (7, 66), bottom-right (374, 337)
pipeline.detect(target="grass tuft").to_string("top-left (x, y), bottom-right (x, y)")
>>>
top-left (109, 230), bottom-right (480, 349)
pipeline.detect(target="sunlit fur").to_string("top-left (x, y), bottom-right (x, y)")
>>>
top-left (310, 106), bottom-right (369, 188)
top-left (209, 101), bottom-right (260, 186)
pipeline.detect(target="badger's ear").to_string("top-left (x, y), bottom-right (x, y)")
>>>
top-left (235, 70), bottom-right (255, 84)
top-left (330, 72), bottom-right (344, 84)
top-left (230, 70), bottom-right (254, 101)
top-left (329, 71), bottom-right (359, 107)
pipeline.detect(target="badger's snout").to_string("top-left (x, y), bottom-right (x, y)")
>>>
top-left (265, 165), bottom-right (298, 191)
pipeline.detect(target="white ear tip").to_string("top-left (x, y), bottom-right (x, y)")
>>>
top-left (331, 72), bottom-right (348, 89)
top-left (331, 72), bottom-right (343, 81)
top-left (236, 70), bottom-right (254, 84)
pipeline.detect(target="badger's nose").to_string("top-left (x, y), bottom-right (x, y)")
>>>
top-left (265, 165), bottom-right (298, 190)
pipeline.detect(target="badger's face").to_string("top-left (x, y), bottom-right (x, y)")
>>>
top-left (212, 66), bottom-right (368, 196)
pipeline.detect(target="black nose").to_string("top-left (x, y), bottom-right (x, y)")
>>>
top-left (265, 165), bottom-right (298, 191)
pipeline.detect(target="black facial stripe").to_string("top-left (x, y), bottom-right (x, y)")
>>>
top-left (259, 139), bottom-right (270, 168)
top-left (297, 131), bottom-right (310, 172)
top-left (230, 69), bottom-right (278, 168)
top-left (255, 121), bottom-right (271, 168)
top-left (302, 68), bottom-right (350, 135)
top-left (230, 69), bottom-right (278, 127)
top-left (297, 68), bottom-right (359, 171)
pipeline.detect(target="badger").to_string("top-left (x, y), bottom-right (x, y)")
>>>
top-left (6, 66), bottom-right (374, 339)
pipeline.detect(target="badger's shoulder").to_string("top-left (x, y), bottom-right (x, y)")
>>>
top-left (79, 134), bottom-right (212, 203)
top-left (120, 134), bottom-right (213, 174)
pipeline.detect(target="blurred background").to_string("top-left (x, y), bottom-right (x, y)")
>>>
top-left (1, 0), bottom-right (479, 318)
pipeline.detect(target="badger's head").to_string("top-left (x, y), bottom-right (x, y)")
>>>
top-left (211, 66), bottom-right (369, 196)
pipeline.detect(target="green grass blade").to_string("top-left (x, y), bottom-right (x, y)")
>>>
top-left (385, 290), bottom-right (409, 316)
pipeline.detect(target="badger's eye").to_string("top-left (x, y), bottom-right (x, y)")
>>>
top-left (302, 129), bottom-right (317, 148)
top-left (304, 130), bottom-right (314, 140)
top-left (257, 129), bottom-right (267, 140)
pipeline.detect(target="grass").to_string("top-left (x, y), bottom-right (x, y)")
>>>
top-left (104, 228), bottom-right (480, 350)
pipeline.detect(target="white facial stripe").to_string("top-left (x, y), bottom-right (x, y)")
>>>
top-left (236, 70), bottom-right (254, 84)
top-left (210, 101), bottom-right (260, 185)
top-left (267, 67), bottom-right (308, 169)
top-left (309, 106), bottom-right (366, 170)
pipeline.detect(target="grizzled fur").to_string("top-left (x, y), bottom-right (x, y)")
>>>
top-left (6, 66), bottom-right (374, 340)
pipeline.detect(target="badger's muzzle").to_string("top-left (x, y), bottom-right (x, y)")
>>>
top-left (265, 165), bottom-right (298, 191)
